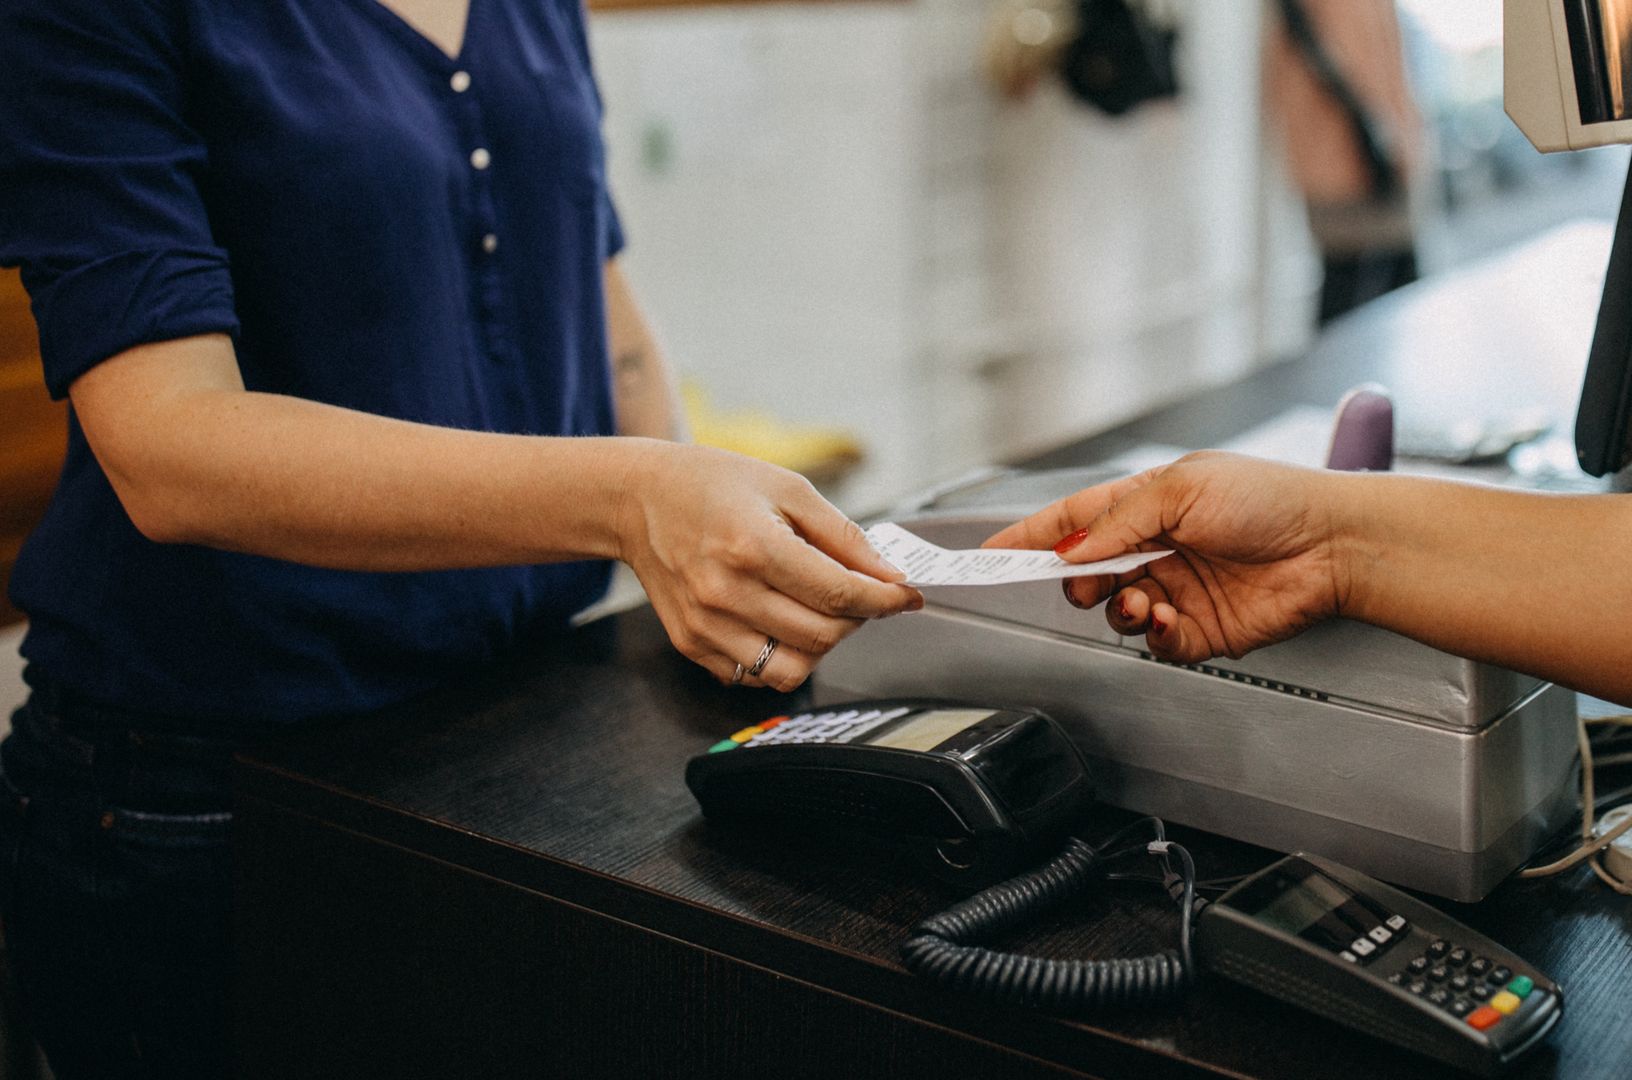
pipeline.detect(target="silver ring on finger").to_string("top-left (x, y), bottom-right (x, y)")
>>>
top-left (746, 636), bottom-right (779, 679)
top-left (730, 662), bottom-right (746, 686)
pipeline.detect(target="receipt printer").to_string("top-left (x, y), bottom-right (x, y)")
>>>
top-left (816, 467), bottom-right (1578, 902)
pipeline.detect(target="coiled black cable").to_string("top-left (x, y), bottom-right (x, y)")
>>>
top-left (900, 818), bottom-right (1201, 1013)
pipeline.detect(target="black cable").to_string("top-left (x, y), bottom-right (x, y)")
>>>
top-left (1168, 841), bottom-right (1198, 976)
top-left (1106, 869), bottom-right (1253, 893)
top-left (899, 821), bottom-right (1202, 1013)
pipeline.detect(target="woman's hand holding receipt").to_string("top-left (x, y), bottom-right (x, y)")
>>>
top-left (618, 443), bottom-right (922, 691)
top-left (985, 452), bottom-right (1347, 665)
top-left (984, 451), bottom-right (1632, 706)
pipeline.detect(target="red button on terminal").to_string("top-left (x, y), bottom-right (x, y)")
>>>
top-left (759, 716), bottom-right (790, 731)
top-left (1466, 1006), bottom-right (1502, 1031)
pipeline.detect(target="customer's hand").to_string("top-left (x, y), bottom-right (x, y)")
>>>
top-left (983, 452), bottom-right (1352, 664)
top-left (618, 443), bottom-right (922, 690)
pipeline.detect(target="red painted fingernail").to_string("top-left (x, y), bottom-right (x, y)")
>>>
top-left (1115, 597), bottom-right (1132, 622)
top-left (1149, 612), bottom-right (1167, 636)
top-left (1053, 528), bottom-right (1091, 556)
top-left (1061, 579), bottom-right (1088, 610)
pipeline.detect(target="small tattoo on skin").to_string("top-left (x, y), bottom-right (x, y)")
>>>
top-left (615, 349), bottom-right (646, 376)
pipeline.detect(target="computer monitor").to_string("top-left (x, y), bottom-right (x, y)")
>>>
top-left (1506, 0), bottom-right (1632, 476)
top-left (1577, 160), bottom-right (1632, 477)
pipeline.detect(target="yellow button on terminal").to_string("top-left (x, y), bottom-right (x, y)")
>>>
top-left (1489, 991), bottom-right (1522, 1015)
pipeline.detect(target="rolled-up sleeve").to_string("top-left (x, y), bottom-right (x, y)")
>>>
top-left (0, 0), bottom-right (238, 399)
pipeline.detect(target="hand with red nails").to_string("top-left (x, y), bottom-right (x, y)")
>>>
top-left (982, 450), bottom-right (1632, 705)
top-left (985, 452), bottom-right (1351, 665)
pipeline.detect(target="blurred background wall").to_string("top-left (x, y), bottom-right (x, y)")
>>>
top-left (589, 0), bottom-right (1318, 514)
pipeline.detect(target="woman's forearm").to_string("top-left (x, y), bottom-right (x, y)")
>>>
top-left (132, 392), bottom-right (662, 570)
top-left (72, 334), bottom-right (664, 571)
top-left (67, 331), bottom-right (918, 694)
top-left (1337, 473), bottom-right (1632, 700)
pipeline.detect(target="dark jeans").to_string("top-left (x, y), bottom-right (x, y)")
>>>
top-left (0, 692), bottom-right (239, 1080)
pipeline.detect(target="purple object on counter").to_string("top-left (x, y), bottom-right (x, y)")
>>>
top-left (1325, 385), bottom-right (1395, 472)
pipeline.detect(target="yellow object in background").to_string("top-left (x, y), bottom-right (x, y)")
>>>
top-left (682, 382), bottom-right (864, 486)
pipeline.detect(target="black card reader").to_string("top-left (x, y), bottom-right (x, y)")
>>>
top-left (1199, 852), bottom-right (1563, 1076)
top-left (685, 699), bottom-right (1093, 885)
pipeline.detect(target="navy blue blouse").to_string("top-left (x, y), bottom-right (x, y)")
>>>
top-left (0, 0), bottom-right (625, 724)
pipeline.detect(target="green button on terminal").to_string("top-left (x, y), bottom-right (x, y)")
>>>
top-left (707, 739), bottom-right (739, 753)
top-left (1507, 975), bottom-right (1534, 999)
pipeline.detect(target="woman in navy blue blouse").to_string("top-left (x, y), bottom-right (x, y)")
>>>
top-left (0, 0), bottom-right (920, 1074)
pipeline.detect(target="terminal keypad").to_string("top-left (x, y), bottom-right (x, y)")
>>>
top-left (707, 706), bottom-right (914, 753)
top-left (1391, 937), bottom-right (1546, 1033)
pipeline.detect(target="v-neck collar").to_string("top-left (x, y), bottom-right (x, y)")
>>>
top-left (342, 0), bottom-right (480, 70)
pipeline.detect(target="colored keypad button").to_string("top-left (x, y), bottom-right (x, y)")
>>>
top-left (1467, 1006), bottom-right (1502, 1031)
top-left (707, 739), bottom-right (739, 753)
top-left (1489, 991), bottom-right (1522, 1015)
top-left (1507, 976), bottom-right (1534, 999)
top-left (759, 716), bottom-right (789, 731)
top-left (729, 727), bottom-right (762, 743)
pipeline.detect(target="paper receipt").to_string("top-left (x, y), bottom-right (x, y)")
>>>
top-left (864, 522), bottom-right (1170, 587)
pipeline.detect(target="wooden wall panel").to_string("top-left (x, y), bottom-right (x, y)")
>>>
top-left (0, 270), bottom-right (64, 628)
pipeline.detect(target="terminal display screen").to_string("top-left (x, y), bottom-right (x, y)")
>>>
top-left (868, 709), bottom-right (996, 752)
top-left (1252, 869), bottom-right (1356, 936)
top-left (1566, 0), bottom-right (1632, 123)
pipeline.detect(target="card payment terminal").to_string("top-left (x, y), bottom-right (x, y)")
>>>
top-left (686, 699), bottom-right (1094, 885)
top-left (687, 699), bottom-right (1564, 1075)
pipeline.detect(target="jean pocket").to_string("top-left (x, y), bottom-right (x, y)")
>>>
top-left (104, 806), bottom-right (231, 850)
top-left (100, 806), bottom-right (234, 936)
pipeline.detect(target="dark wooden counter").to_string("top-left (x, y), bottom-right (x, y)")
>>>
top-left (234, 226), bottom-right (1632, 1079)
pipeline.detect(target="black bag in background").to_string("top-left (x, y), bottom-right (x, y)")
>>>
top-left (1059, 0), bottom-right (1180, 116)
